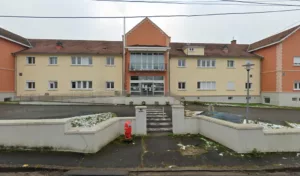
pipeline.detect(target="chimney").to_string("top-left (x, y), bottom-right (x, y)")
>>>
top-left (56, 41), bottom-right (63, 50)
top-left (231, 39), bottom-right (237, 45)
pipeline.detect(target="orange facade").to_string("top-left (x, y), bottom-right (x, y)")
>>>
top-left (255, 44), bottom-right (277, 92)
top-left (124, 18), bottom-right (170, 95)
top-left (282, 30), bottom-right (300, 92)
top-left (0, 38), bottom-right (25, 93)
top-left (255, 30), bottom-right (300, 93)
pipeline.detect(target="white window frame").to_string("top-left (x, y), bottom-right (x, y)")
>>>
top-left (48, 81), bottom-right (58, 90)
top-left (197, 59), bottom-right (216, 68)
top-left (71, 56), bottom-right (92, 66)
top-left (106, 81), bottom-right (115, 90)
top-left (26, 57), bottom-right (35, 65)
top-left (71, 81), bottom-right (93, 90)
top-left (294, 81), bottom-right (300, 90)
top-left (227, 81), bottom-right (235, 90)
top-left (197, 81), bottom-right (216, 90)
top-left (189, 48), bottom-right (194, 51)
top-left (106, 57), bottom-right (115, 66)
top-left (178, 82), bottom-right (186, 90)
top-left (49, 56), bottom-right (58, 65)
top-left (178, 59), bottom-right (186, 67)
top-left (227, 60), bottom-right (235, 68)
top-left (26, 81), bottom-right (35, 90)
top-left (293, 57), bottom-right (300, 66)
top-left (245, 82), bottom-right (253, 89)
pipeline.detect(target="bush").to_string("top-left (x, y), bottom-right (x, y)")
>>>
top-left (126, 94), bottom-right (131, 97)
top-left (155, 101), bottom-right (159, 105)
top-left (166, 101), bottom-right (170, 105)
top-left (142, 101), bottom-right (146, 105)
top-left (129, 101), bottom-right (134, 106)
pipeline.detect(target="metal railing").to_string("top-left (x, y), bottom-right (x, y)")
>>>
top-left (129, 63), bottom-right (167, 71)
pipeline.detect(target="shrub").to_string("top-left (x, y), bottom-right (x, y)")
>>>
top-left (166, 101), bottom-right (170, 105)
top-left (129, 101), bottom-right (134, 106)
top-left (142, 101), bottom-right (146, 105)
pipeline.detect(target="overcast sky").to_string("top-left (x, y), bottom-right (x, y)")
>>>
top-left (1, 0), bottom-right (300, 44)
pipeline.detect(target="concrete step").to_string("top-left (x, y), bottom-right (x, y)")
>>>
top-left (147, 127), bottom-right (172, 132)
top-left (147, 122), bottom-right (172, 126)
top-left (147, 114), bottom-right (168, 118)
top-left (147, 118), bottom-right (171, 122)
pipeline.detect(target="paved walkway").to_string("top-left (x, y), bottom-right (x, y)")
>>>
top-left (0, 135), bottom-right (299, 169)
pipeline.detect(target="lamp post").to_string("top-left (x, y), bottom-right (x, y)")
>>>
top-left (242, 62), bottom-right (254, 124)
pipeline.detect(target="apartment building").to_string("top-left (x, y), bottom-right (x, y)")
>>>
top-left (249, 25), bottom-right (300, 107)
top-left (0, 28), bottom-right (31, 101)
top-left (170, 42), bottom-right (261, 103)
top-left (15, 39), bottom-right (123, 96)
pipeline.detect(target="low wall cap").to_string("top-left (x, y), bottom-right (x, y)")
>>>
top-left (172, 105), bottom-right (184, 108)
top-left (135, 106), bottom-right (147, 109)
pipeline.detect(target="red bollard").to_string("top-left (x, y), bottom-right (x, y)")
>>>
top-left (124, 121), bottom-right (132, 141)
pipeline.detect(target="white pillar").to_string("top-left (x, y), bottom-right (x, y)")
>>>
top-left (135, 106), bottom-right (147, 135)
top-left (172, 105), bottom-right (185, 134)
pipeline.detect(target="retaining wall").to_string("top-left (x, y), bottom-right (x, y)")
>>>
top-left (172, 105), bottom-right (300, 153)
top-left (0, 106), bottom-right (147, 153)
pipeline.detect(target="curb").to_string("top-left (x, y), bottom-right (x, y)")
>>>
top-left (1, 164), bottom-right (300, 173)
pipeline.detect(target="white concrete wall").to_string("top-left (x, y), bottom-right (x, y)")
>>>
top-left (262, 92), bottom-right (300, 107)
top-left (172, 105), bottom-right (300, 153)
top-left (0, 108), bottom-right (147, 153)
top-left (184, 95), bottom-right (261, 104)
top-left (0, 92), bottom-right (15, 101)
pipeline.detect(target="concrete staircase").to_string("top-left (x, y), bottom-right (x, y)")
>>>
top-left (147, 107), bottom-right (172, 133)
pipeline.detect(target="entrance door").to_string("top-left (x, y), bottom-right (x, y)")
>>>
top-left (141, 83), bottom-right (153, 96)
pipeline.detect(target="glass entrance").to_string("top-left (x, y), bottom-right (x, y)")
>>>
top-left (141, 83), bottom-right (153, 96)
top-left (130, 76), bottom-right (164, 96)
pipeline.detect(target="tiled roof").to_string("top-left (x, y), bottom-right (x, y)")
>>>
top-left (0, 27), bottom-right (31, 47)
top-left (170, 42), bottom-right (258, 58)
top-left (15, 39), bottom-right (123, 55)
top-left (248, 25), bottom-right (300, 52)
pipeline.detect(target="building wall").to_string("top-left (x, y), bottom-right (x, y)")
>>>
top-left (0, 38), bottom-right (26, 96)
top-left (16, 54), bottom-right (122, 95)
top-left (124, 18), bottom-right (170, 94)
top-left (255, 44), bottom-right (277, 92)
top-left (169, 57), bottom-right (260, 96)
top-left (282, 30), bottom-right (300, 92)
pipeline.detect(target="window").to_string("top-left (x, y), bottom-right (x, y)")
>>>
top-left (71, 56), bottom-right (92, 65)
top-left (130, 52), bottom-right (164, 70)
top-left (106, 81), bottom-right (115, 90)
top-left (292, 97), bottom-right (297, 101)
top-left (26, 57), bottom-right (35, 64)
top-left (227, 81), bottom-right (235, 90)
top-left (245, 82), bottom-right (252, 89)
top-left (26, 81), bottom-right (35, 90)
top-left (197, 81), bottom-right (216, 90)
top-left (189, 48), bottom-right (194, 51)
top-left (227, 60), bottom-right (234, 68)
top-left (178, 82), bottom-right (186, 90)
top-left (49, 57), bottom-right (58, 65)
top-left (71, 81), bottom-right (92, 89)
top-left (294, 82), bottom-right (300, 90)
top-left (264, 97), bottom-right (270, 104)
top-left (293, 57), bottom-right (300, 66)
top-left (178, 59), bottom-right (186, 67)
top-left (48, 81), bottom-right (58, 90)
top-left (106, 57), bottom-right (115, 66)
top-left (197, 59), bottom-right (216, 68)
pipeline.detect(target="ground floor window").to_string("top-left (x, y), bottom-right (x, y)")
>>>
top-left (106, 81), bottom-right (115, 90)
top-left (264, 97), bottom-right (270, 104)
top-left (71, 81), bottom-right (92, 89)
top-left (178, 82), bottom-right (186, 90)
top-left (130, 76), bottom-right (164, 96)
top-left (26, 81), bottom-right (35, 90)
top-left (48, 81), bottom-right (58, 90)
top-left (294, 81), bottom-right (300, 90)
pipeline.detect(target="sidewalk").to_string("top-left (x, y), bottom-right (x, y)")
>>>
top-left (0, 135), bottom-right (299, 169)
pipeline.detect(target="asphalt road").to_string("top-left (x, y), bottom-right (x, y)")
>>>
top-left (0, 104), bottom-right (299, 124)
top-left (186, 105), bottom-right (300, 124)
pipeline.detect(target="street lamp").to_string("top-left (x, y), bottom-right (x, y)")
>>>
top-left (242, 62), bottom-right (254, 124)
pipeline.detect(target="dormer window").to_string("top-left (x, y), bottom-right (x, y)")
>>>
top-left (189, 48), bottom-right (194, 51)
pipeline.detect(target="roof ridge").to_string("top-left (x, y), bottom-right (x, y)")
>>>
top-left (28, 38), bottom-right (122, 42)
